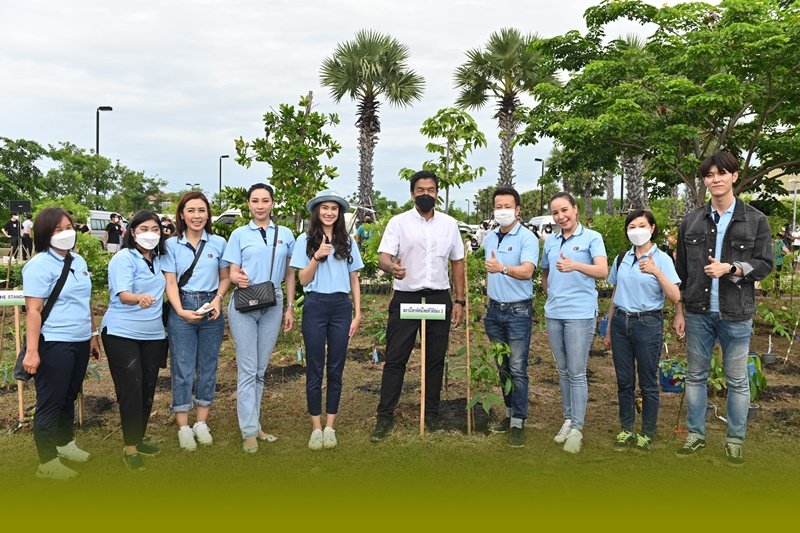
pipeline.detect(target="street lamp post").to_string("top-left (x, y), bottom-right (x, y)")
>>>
top-left (534, 157), bottom-right (545, 215)
top-left (465, 199), bottom-right (471, 225)
top-left (219, 155), bottom-right (230, 197)
top-left (186, 182), bottom-right (200, 191)
top-left (95, 106), bottom-right (113, 155)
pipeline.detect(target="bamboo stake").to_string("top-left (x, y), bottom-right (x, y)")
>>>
top-left (782, 316), bottom-right (800, 367)
top-left (420, 296), bottom-right (427, 436)
top-left (464, 240), bottom-right (472, 435)
top-left (1, 248), bottom-right (13, 354)
top-left (17, 380), bottom-right (25, 426)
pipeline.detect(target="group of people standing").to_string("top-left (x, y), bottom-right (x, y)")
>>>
top-left (18, 152), bottom-right (772, 480)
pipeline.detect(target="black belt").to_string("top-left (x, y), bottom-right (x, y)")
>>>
top-left (489, 298), bottom-right (532, 309)
top-left (615, 308), bottom-right (662, 319)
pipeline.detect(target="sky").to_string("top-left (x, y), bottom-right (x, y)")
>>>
top-left (1, 0), bottom-right (687, 212)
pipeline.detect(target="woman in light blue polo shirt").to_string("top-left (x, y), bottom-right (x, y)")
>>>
top-left (604, 210), bottom-right (681, 452)
top-left (21, 207), bottom-right (101, 480)
top-left (101, 210), bottom-right (166, 471)
top-left (162, 191), bottom-right (230, 451)
top-left (541, 192), bottom-right (608, 454)
top-left (222, 183), bottom-right (296, 454)
top-left (290, 190), bottom-right (363, 450)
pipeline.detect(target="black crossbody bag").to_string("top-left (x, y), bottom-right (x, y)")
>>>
top-left (234, 225), bottom-right (279, 312)
top-left (163, 240), bottom-right (206, 327)
top-left (14, 254), bottom-right (74, 381)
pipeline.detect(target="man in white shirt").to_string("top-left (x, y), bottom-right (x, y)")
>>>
top-left (370, 171), bottom-right (466, 441)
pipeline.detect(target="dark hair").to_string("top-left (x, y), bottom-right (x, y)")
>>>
top-left (305, 203), bottom-right (353, 264)
top-left (175, 191), bottom-right (213, 236)
top-left (33, 207), bottom-right (74, 253)
top-left (110, 213), bottom-right (119, 220)
top-left (409, 170), bottom-right (439, 192)
top-left (624, 209), bottom-right (660, 242)
top-left (122, 210), bottom-right (166, 256)
top-left (493, 187), bottom-right (521, 207)
top-left (247, 183), bottom-right (274, 201)
top-left (700, 152), bottom-right (739, 177)
top-left (549, 191), bottom-right (577, 208)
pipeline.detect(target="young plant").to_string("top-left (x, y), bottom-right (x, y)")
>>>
top-left (748, 354), bottom-right (768, 402)
top-left (467, 342), bottom-right (512, 414)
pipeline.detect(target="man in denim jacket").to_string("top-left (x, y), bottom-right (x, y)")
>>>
top-left (673, 152), bottom-right (773, 466)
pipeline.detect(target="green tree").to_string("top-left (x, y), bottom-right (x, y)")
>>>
top-left (105, 163), bottom-right (169, 216)
top-left (398, 107), bottom-right (487, 214)
top-left (0, 138), bottom-right (47, 216)
top-left (42, 142), bottom-right (115, 208)
top-left (235, 92), bottom-right (341, 231)
top-left (455, 28), bottom-right (557, 187)
top-left (320, 29), bottom-right (425, 217)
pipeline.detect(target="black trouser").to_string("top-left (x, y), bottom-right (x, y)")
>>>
top-left (101, 330), bottom-right (163, 446)
top-left (33, 340), bottom-right (90, 463)
top-left (21, 235), bottom-right (32, 260)
top-left (377, 290), bottom-right (452, 420)
top-left (10, 239), bottom-right (19, 259)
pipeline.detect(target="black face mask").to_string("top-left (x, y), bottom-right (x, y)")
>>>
top-left (414, 194), bottom-right (436, 213)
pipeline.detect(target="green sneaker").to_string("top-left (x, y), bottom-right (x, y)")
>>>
top-left (634, 434), bottom-right (652, 453)
top-left (613, 430), bottom-right (636, 451)
top-left (725, 442), bottom-right (744, 467)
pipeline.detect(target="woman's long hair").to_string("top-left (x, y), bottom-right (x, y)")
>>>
top-left (305, 204), bottom-right (352, 264)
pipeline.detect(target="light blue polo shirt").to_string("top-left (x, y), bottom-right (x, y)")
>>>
top-left (290, 233), bottom-right (364, 294)
top-left (484, 222), bottom-right (539, 303)
top-left (22, 250), bottom-right (92, 342)
top-left (609, 244), bottom-right (681, 313)
top-left (710, 200), bottom-right (735, 313)
top-left (102, 248), bottom-right (166, 340)
top-left (541, 224), bottom-right (606, 319)
top-left (162, 231), bottom-right (229, 292)
top-left (222, 221), bottom-right (295, 285)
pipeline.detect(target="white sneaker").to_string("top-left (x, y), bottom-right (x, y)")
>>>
top-left (56, 440), bottom-right (91, 462)
top-left (308, 428), bottom-right (324, 450)
top-left (563, 428), bottom-right (583, 454)
top-left (36, 458), bottom-right (77, 480)
top-left (323, 427), bottom-right (337, 449)
top-left (178, 425), bottom-right (197, 452)
top-left (554, 420), bottom-right (572, 444)
top-left (193, 421), bottom-right (213, 446)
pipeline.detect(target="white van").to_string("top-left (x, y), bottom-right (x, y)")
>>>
top-left (527, 215), bottom-right (556, 234)
top-left (88, 210), bottom-right (127, 240)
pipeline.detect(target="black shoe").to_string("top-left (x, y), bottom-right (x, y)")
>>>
top-left (508, 427), bottom-right (525, 448)
top-left (369, 418), bottom-right (394, 443)
top-left (676, 434), bottom-right (706, 457)
top-left (490, 417), bottom-right (511, 434)
top-left (136, 442), bottom-right (161, 457)
top-left (122, 452), bottom-right (146, 472)
top-left (725, 442), bottom-right (744, 467)
top-left (424, 416), bottom-right (442, 433)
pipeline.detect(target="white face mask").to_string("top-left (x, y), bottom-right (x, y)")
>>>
top-left (50, 229), bottom-right (76, 251)
top-left (135, 231), bottom-right (161, 250)
top-left (494, 209), bottom-right (517, 228)
top-left (627, 227), bottom-right (653, 247)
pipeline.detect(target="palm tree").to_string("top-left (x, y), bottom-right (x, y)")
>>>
top-left (454, 28), bottom-right (556, 187)
top-left (320, 30), bottom-right (424, 216)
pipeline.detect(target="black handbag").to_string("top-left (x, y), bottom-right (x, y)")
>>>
top-left (234, 225), bottom-right (279, 312)
top-left (14, 253), bottom-right (74, 381)
top-left (163, 240), bottom-right (206, 327)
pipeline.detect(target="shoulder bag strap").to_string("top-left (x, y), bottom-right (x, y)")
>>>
top-left (40, 253), bottom-right (74, 326)
top-left (177, 240), bottom-right (207, 289)
top-left (258, 224), bottom-right (280, 283)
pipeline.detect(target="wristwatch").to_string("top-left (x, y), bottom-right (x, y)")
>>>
top-left (454, 300), bottom-right (466, 307)
top-left (729, 263), bottom-right (737, 275)
top-left (501, 265), bottom-right (509, 275)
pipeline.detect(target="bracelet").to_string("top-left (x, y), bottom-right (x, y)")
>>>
top-left (91, 331), bottom-right (100, 337)
top-left (312, 255), bottom-right (320, 261)
top-left (287, 303), bottom-right (295, 308)
top-left (454, 300), bottom-right (466, 306)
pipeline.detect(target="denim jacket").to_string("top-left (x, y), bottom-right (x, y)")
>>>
top-left (676, 198), bottom-right (773, 321)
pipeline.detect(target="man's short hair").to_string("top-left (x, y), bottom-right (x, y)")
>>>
top-left (492, 187), bottom-right (521, 207)
top-left (409, 170), bottom-right (439, 192)
top-left (700, 152), bottom-right (739, 177)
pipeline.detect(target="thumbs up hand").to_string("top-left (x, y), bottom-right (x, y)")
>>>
top-left (484, 249), bottom-right (504, 274)
top-left (315, 235), bottom-right (332, 260)
top-left (639, 253), bottom-right (659, 276)
top-left (556, 251), bottom-right (577, 272)
top-left (391, 257), bottom-right (406, 280)
top-left (704, 255), bottom-right (731, 279)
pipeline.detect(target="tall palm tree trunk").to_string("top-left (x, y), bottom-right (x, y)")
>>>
top-left (497, 100), bottom-right (517, 187)
top-left (356, 96), bottom-right (380, 216)
top-left (620, 154), bottom-right (646, 210)
top-left (582, 184), bottom-right (593, 222)
top-left (605, 171), bottom-right (615, 214)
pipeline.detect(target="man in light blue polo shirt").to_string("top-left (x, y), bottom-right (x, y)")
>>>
top-left (483, 187), bottom-right (538, 448)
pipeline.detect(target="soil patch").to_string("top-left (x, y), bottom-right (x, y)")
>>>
top-left (438, 397), bottom-right (491, 434)
top-left (759, 385), bottom-right (800, 401)
top-left (264, 363), bottom-right (305, 384)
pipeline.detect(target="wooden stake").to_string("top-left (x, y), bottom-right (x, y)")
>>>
top-left (464, 240), bottom-right (472, 435)
top-left (17, 380), bottom-right (25, 425)
top-left (0, 249), bottom-right (13, 354)
top-left (420, 296), bottom-right (427, 436)
top-left (78, 388), bottom-right (84, 427)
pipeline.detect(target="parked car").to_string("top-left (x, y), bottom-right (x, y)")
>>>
top-left (88, 210), bottom-right (127, 240)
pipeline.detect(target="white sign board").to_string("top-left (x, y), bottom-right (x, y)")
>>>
top-left (400, 303), bottom-right (446, 321)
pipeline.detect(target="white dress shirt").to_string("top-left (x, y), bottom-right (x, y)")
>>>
top-left (379, 208), bottom-right (465, 291)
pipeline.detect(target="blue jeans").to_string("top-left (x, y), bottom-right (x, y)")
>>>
top-left (168, 290), bottom-right (225, 413)
top-left (684, 312), bottom-right (751, 442)
top-left (228, 290), bottom-right (283, 439)
top-left (483, 299), bottom-right (533, 423)
top-left (610, 310), bottom-right (662, 437)
top-left (302, 292), bottom-right (352, 416)
top-left (546, 317), bottom-right (596, 431)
